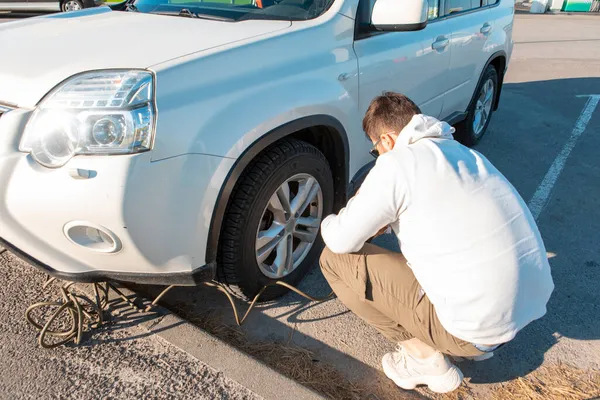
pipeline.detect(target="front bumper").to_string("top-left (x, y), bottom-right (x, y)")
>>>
top-left (0, 107), bottom-right (232, 286)
top-left (0, 238), bottom-right (216, 285)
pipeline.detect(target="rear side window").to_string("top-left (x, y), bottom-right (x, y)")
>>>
top-left (444, 0), bottom-right (482, 14)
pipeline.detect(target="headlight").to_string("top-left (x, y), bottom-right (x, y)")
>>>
top-left (20, 70), bottom-right (155, 168)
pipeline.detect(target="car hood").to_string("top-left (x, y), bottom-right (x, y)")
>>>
top-left (0, 7), bottom-right (290, 107)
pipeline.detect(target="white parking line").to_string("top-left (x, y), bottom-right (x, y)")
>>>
top-left (528, 94), bottom-right (600, 221)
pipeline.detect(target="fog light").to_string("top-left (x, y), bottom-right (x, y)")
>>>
top-left (64, 222), bottom-right (121, 253)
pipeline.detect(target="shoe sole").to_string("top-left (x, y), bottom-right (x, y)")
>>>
top-left (454, 351), bottom-right (494, 362)
top-left (382, 355), bottom-right (464, 394)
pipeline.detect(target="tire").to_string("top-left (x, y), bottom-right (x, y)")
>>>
top-left (61, 0), bottom-right (84, 11)
top-left (217, 139), bottom-right (334, 301)
top-left (454, 64), bottom-right (498, 147)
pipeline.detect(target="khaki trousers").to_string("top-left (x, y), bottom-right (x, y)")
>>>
top-left (320, 243), bottom-right (485, 357)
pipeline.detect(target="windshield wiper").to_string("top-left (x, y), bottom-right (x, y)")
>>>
top-left (150, 9), bottom-right (235, 22)
top-left (178, 8), bottom-right (197, 18)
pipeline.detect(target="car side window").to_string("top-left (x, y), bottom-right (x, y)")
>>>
top-left (428, 0), bottom-right (440, 20)
top-left (444, 0), bottom-right (482, 15)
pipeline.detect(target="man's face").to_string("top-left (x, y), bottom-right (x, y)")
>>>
top-left (370, 130), bottom-right (397, 158)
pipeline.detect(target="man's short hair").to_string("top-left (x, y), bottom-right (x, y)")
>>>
top-left (362, 92), bottom-right (422, 141)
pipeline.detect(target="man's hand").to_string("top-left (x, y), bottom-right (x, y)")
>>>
top-left (373, 225), bottom-right (390, 238)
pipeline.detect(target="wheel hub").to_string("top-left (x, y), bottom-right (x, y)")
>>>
top-left (284, 218), bottom-right (295, 235)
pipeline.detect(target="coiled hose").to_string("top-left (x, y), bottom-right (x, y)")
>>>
top-left (24, 274), bottom-right (334, 348)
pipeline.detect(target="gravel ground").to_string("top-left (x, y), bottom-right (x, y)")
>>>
top-left (0, 251), bottom-right (261, 400)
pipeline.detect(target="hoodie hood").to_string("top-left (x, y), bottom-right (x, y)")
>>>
top-left (395, 114), bottom-right (455, 147)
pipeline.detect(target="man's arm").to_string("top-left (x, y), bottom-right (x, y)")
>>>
top-left (320, 155), bottom-right (407, 254)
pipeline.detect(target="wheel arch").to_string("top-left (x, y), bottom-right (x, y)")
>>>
top-left (485, 51), bottom-right (507, 111)
top-left (205, 115), bottom-right (349, 264)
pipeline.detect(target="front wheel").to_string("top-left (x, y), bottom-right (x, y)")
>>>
top-left (454, 64), bottom-right (498, 146)
top-left (61, 0), bottom-right (84, 11)
top-left (217, 139), bottom-right (334, 301)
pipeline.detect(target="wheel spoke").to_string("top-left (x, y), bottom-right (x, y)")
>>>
top-left (285, 237), bottom-right (294, 275)
top-left (276, 184), bottom-right (292, 214)
top-left (484, 83), bottom-right (494, 106)
top-left (479, 88), bottom-right (487, 104)
top-left (268, 185), bottom-right (291, 222)
top-left (296, 216), bottom-right (321, 228)
top-left (291, 178), bottom-right (319, 215)
top-left (256, 224), bottom-right (284, 264)
top-left (293, 228), bottom-right (317, 244)
top-left (275, 236), bottom-right (293, 277)
top-left (473, 112), bottom-right (482, 132)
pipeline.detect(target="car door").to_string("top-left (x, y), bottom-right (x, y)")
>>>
top-left (439, 0), bottom-right (496, 118)
top-left (0, 0), bottom-right (60, 11)
top-left (27, 0), bottom-right (62, 11)
top-left (0, 0), bottom-right (27, 11)
top-left (354, 0), bottom-right (453, 121)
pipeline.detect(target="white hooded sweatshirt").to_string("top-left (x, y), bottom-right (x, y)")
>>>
top-left (321, 114), bottom-right (554, 345)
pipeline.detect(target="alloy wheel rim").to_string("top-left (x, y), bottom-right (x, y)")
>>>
top-left (65, 1), bottom-right (82, 11)
top-left (255, 173), bottom-right (323, 279)
top-left (473, 78), bottom-right (495, 137)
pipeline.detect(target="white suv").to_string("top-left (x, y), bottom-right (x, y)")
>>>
top-left (0, 0), bottom-right (513, 299)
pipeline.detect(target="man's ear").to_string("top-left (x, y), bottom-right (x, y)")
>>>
top-left (381, 132), bottom-right (396, 151)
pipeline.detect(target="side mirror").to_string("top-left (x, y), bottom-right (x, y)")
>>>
top-left (371, 0), bottom-right (428, 32)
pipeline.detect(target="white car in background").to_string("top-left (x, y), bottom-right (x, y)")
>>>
top-left (0, 0), bottom-right (103, 13)
top-left (0, 0), bottom-right (513, 300)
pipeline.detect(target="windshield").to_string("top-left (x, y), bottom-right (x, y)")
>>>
top-left (129, 0), bottom-right (335, 21)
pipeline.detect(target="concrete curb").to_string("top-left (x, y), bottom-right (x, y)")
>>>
top-left (125, 289), bottom-right (325, 400)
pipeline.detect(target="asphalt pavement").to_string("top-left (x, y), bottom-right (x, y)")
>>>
top-left (140, 13), bottom-right (600, 399)
top-left (0, 252), bottom-right (262, 399)
top-left (1, 10), bottom-right (599, 400)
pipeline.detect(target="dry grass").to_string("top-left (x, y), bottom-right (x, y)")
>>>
top-left (419, 379), bottom-right (475, 400)
top-left (172, 303), bottom-right (365, 400)
top-left (418, 362), bottom-right (600, 400)
top-left (490, 363), bottom-right (600, 400)
top-left (134, 285), bottom-right (600, 400)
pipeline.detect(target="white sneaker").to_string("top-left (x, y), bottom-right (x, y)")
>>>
top-left (382, 345), bottom-right (464, 394)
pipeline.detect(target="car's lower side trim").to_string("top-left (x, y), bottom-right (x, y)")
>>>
top-left (445, 111), bottom-right (469, 127)
top-left (0, 237), bottom-right (216, 286)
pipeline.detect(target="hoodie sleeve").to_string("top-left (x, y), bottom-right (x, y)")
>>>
top-left (321, 154), bottom-right (407, 254)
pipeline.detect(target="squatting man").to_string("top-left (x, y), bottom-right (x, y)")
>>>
top-left (319, 92), bottom-right (554, 393)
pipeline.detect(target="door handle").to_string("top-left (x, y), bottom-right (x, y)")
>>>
top-left (480, 23), bottom-right (492, 35)
top-left (432, 37), bottom-right (449, 51)
top-left (338, 73), bottom-right (351, 82)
